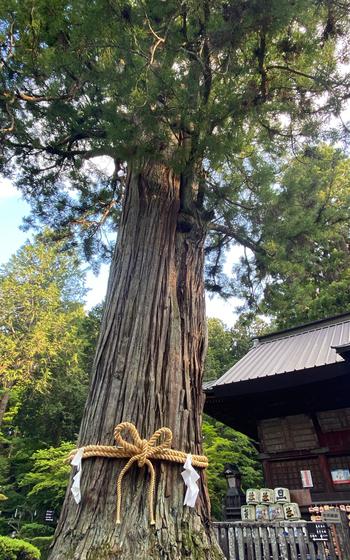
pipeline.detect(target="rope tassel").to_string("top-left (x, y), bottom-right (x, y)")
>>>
top-left (69, 422), bottom-right (208, 525)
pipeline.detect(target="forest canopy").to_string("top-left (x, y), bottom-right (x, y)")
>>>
top-left (1, 0), bottom-right (349, 258)
top-left (1, 1), bottom-right (350, 326)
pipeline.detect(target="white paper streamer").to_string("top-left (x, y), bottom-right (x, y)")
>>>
top-left (181, 454), bottom-right (200, 507)
top-left (71, 448), bottom-right (84, 504)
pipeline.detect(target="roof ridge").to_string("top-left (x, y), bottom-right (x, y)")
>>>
top-left (208, 317), bottom-right (350, 388)
top-left (257, 314), bottom-right (350, 345)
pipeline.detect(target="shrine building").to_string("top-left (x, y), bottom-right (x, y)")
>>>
top-left (204, 312), bottom-right (350, 511)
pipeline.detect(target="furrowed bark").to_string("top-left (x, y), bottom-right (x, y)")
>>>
top-left (49, 162), bottom-right (224, 560)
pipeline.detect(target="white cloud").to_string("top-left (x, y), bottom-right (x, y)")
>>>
top-left (0, 178), bottom-right (20, 199)
top-left (206, 294), bottom-right (240, 327)
top-left (84, 264), bottom-right (110, 309)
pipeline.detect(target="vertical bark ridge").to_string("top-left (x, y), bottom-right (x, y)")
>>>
top-left (50, 164), bottom-right (224, 559)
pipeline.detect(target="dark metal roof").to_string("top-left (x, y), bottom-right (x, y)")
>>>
top-left (208, 313), bottom-right (350, 389)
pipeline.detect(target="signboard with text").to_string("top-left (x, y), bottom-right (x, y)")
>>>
top-left (306, 523), bottom-right (329, 542)
top-left (331, 469), bottom-right (350, 484)
top-left (321, 510), bottom-right (342, 524)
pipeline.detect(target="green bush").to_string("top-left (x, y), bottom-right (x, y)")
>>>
top-left (20, 525), bottom-right (54, 539)
top-left (0, 536), bottom-right (40, 560)
top-left (28, 538), bottom-right (52, 560)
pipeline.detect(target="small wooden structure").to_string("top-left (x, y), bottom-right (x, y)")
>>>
top-left (205, 313), bottom-right (350, 510)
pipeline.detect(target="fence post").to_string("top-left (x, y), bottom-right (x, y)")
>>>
top-left (219, 524), bottom-right (229, 559)
top-left (212, 519), bottom-right (348, 560)
top-left (334, 511), bottom-right (350, 560)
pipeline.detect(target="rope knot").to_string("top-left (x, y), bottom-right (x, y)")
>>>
top-left (69, 422), bottom-right (209, 526)
top-left (137, 439), bottom-right (149, 467)
top-left (114, 422), bottom-right (173, 525)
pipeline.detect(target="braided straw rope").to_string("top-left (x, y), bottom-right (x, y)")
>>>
top-left (69, 422), bottom-right (208, 525)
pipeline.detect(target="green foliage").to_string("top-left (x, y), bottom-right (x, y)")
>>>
top-left (204, 317), bottom-right (266, 517)
top-left (13, 303), bottom-right (101, 446)
top-left (77, 303), bottom-right (103, 377)
top-left (229, 313), bottom-right (271, 364)
top-left (234, 146), bottom-right (350, 327)
top-left (0, 430), bottom-right (75, 535)
top-left (19, 526), bottom-right (54, 540)
top-left (0, 536), bottom-right (40, 560)
top-left (203, 418), bottom-right (263, 519)
top-left (1, 0), bottom-right (349, 263)
top-left (0, 234), bottom-right (86, 420)
top-left (205, 319), bottom-right (235, 381)
top-left (0, 238), bottom-right (101, 540)
top-left (0, 437), bottom-right (73, 539)
top-left (27, 538), bottom-right (52, 560)
top-left (205, 314), bottom-right (269, 381)
top-left (19, 443), bottom-right (73, 512)
top-left (264, 146), bottom-right (350, 327)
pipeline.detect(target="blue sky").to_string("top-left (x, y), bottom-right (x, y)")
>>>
top-left (0, 177), bottom-right (240, 325)
top-left (0, 177), bottom-right (110, 308)
top-left (0, 180), bottom-right (30, 263)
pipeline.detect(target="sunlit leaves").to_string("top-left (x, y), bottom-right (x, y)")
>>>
top-left (203, 418), bottom-right (263, 519)
top-left (0, 234), bottom-right (86, 397)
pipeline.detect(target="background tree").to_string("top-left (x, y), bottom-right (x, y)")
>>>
top-left (203, 315), bottom-right (266, 520)
top-left (233, 146), bottom-right (350, 327)
top-left (19, 443), bottom-right (75, 514)
top-left (1, 1), bottom-right (350, 558)
top-left (204, 319), bottom-right (235, 382)
top-left (15, 304), bottom-right (103, 447)
top-left (0, 236), bottom-right (86, 426)
top-left (0, 238), bottom-right (99, 557)
top-left (205, 314), bottom-right (269, 381)
top-left (0, 299), bottom-right (99, 556)
top-left (203, 420), bottom-right (263, 520)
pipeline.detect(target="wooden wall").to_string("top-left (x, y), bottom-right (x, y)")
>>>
top-left (257, 408), bottom-right (350, 498)
top-left (259, 414), bottom-right (319, 453)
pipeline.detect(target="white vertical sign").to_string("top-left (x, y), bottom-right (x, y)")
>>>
top-left (300, 470), bottom-right (313, 488)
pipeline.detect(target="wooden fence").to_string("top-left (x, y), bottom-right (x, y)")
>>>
top-left (213, 521), bottom-right (350, 560)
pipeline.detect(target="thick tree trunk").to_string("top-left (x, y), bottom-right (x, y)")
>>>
top-left (50, 163), bottom-right (224, 559)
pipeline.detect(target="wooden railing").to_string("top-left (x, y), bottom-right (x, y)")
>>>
top-left (213, 521), bottom-right (350, 560)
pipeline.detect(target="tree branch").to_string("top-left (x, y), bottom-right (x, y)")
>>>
top-left (2, 80), bottom-right (81, 104)
top-left (0, 102), bottom-right (15, 135)
top-left (265, 64), bottom-right (339, 86)
top-left (208, 222), bottom-right (265, 255)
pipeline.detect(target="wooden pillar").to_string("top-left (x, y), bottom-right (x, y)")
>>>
top-left (310, 412), bottom-right (334, 495)
top-left (262, 459), bottom-right (273, 487)
top-left (318, 453), bottom-right (334, 493)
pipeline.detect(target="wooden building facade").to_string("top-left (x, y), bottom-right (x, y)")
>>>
top-left (204, 313), bottom-right (350, 510)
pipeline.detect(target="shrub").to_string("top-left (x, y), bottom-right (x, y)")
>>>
top-left (20, 525), bottom-right (54, 539)
top-left (28, 538), bottom-right (52, 560)
top-left (0, 536), bottom-right (40, 560)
